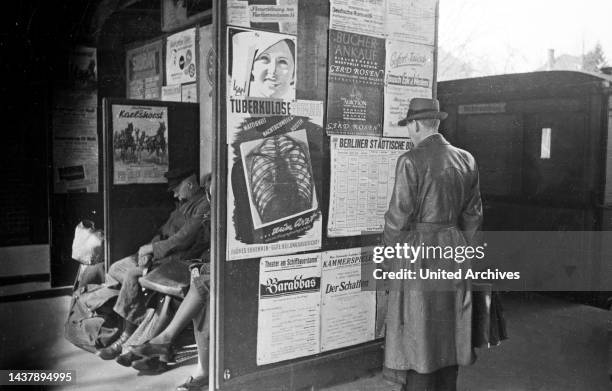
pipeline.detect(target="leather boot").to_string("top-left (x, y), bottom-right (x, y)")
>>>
top-left (97, 332), bottom-right (131, 360)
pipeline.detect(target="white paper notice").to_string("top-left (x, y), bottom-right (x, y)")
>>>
top-left (327, 135), bottom-right (412, 237)
top-left (383, 40), bottom-right (434, 137)
top-left (166, 28), bottom-right (197, 85)
top-left (386, 0), bottom-right (436, 45)
top-left (330, 0), bottom-right (385, 38)
top-left (228, 0), bottom-right (297, 34)
top-left (181, 82), bottom-right (198, 102)
top-left (321, 248), bottom-right (376, 352)
top-left (52, 90), bottom-right (99, 193)
top-left (228, 0), bottom-right (250, 27)
top-left (257, 253), bottom-right (322, 365)
top-left (161, 84), bottom-right (181, 102)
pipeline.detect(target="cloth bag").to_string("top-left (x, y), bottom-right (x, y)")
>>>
top-left (64, 276), bottom-right (122, 353)
top-left (472, 282), bottom-right (508, 348)
top-left (71, 220), bottom-right (104, 265)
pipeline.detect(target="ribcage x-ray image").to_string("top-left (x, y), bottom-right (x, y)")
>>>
top-left (240, 129), bottom-right (317, 228)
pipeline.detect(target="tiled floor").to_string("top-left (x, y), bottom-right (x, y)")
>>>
top-left (1, 293), bottom-right (610, 390)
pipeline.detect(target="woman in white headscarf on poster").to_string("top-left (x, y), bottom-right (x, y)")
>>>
top-left (229, 29), bottom-right (296, 101)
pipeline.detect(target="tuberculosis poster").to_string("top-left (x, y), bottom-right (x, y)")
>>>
top-left (383, 41), bottom-right (434, 137)
top-left (226, 100), bottom-right (323, 260)
top-left (112, 105), bottom-right (169, 185)
top-left (257, 253), bottom-right (322, 365)
top-left (327, 135), bottom-right (412, 236)
top-left (326, 29), bottom-right (385, 137)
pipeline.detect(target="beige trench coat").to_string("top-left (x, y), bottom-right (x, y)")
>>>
top-left (382, 133), bottom-right (483, 374)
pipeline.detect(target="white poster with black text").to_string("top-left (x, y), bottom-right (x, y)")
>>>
top-left (257, 253), bottom-right (322, 365)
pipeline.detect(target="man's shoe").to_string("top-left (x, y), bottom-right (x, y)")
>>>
top-left (96, 331), bottom-right (131, 360)
top-left (97, 340), bottom-right (124, 360)
top-left (130, 341), bottom-right (175, 362)
top-left (116, 350), bottom-right (140, 367)
top-left (176, 375), bottom-right (208, 391)
top-left (131, 356), bottom-right (168, 373)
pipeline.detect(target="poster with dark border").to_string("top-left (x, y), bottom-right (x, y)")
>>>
top-left (112, 105), bottom-right (169, 185)
top-left (226, 101), bottom-right (324, 260)
top-left (326, 29), bottom-right (385, 136)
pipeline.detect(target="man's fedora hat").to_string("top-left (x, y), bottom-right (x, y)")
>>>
top-left (164, 167), bottom-right (195, 191)
top-left (398, 98), bottom-right (448, 126)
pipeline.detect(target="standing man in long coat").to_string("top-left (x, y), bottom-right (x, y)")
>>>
top-left (382, 98), bottom-right (483, 390)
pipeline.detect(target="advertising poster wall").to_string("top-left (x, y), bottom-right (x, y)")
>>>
top-left (111, 105), bottom-right (169, 185)
top-left (326, 29), bottom-right (385, 137)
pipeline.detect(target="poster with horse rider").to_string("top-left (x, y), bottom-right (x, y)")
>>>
top-left (111, 105), bottom-right (169, 184)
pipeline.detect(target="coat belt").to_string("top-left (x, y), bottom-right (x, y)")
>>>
top-left (407, 222), bottom-right (457, 232)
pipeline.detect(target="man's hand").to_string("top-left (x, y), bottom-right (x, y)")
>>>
top-left (138, 253), bottom-right (153, 268)
top-left (138, 243), bottom-right (153, 258)
top-left (137, 244), bottom-right (154, 267)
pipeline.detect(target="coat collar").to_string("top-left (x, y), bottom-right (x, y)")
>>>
top-left (415, 133), bottom-right (449, 149)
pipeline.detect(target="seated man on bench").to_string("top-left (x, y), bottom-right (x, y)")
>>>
top-left (98, 167), bottom-right (210, 360)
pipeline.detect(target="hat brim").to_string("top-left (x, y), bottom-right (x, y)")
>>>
top-left (398, 111), bottom-right (448, 126)
top-left (167, 182), bottom-right (180, 192)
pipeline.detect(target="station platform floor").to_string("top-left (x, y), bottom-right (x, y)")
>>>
top-left (1, 292), bottom-right (610, 391)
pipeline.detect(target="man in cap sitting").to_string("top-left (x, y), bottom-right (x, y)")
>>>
top-left (98, 168), bottom-right (211, 360)
top-left (381, 98), bottom-right (483, 391)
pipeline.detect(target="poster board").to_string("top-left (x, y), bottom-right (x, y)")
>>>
top-left (103, 98), bottom-right (199, 264)
top-left (125, 39), bottom-right (164, 100)
top-left (212, 0), bottom-right (439, 389)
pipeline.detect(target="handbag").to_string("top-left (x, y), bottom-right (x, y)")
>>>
top-left (472, 282), bottom-right (508, 348)
top-left (71, 220), bottom-right (104, 265)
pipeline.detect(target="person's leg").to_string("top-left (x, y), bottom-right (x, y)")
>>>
top-left (191, 300), bottom-right (209, 378)
top-left (149, 283), bottom-right (205, 344)
top-left (175, 291), bottom-right (209, 391)
top-left (434, 365), bottom-right (458, 391)
top-left (113, 263), bottom-right (148, 325)
top-left (402, 366), bottom-right (458, 391)
top-left (107, 255), bottom-right (138, 284)
top-left (403, 369), bottom-right (435, 391)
